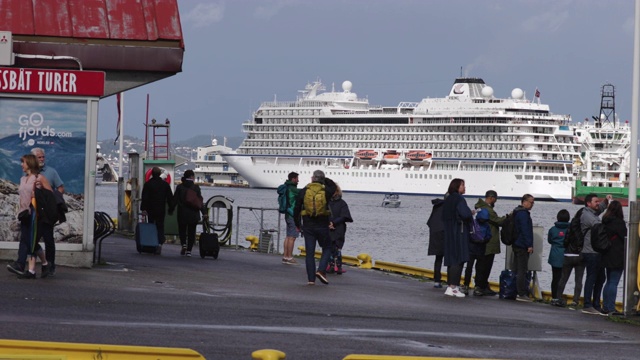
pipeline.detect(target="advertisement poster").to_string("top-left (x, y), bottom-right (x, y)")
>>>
top-left (0, 97), bottom-right (87, 244)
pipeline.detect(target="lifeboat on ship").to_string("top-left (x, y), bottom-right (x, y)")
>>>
top-left (383, 150), bottom-right (401, 164)
top-left (406, 150), bottom-right (432, 163)
top-left (355, 150), bottom-right (378, 160)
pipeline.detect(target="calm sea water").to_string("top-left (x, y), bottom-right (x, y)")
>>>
top-left (96, 184), bottom-right (626, 298)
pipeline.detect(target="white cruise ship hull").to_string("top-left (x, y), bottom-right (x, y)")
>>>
top-left (224, 154), bottom-right (573, 201)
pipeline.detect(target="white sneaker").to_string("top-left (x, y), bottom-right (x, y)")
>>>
top-left (444, 286), bottom-right (466, 297)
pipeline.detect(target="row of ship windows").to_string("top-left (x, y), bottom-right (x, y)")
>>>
top-left (245, 123), bottom-right (561, 134)
top-left (246, 133), bottom-right (575, 144)
top-left (262, 169), bottom-right (570, 181)
top-left (241, 148), bottom-right (575, 160)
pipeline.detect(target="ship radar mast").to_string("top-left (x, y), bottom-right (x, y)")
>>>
top-left (592, 83), bottom-right (615, 128)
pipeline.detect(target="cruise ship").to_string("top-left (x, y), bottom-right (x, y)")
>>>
top-left (222, 78), bottom-right (581, 201)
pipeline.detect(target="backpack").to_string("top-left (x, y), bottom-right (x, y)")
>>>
top-left (590, 222), bottom-right (612, 253)
top-left (564, 208), bottom-right (586, 254)
top-left (301, 182), bottom-right (330, 217)
top-left (470, 208), bottom-right (491, 244)
top-left (500, 210), bottom-right (519, 246)
top-left (277, 184), bottom-right (288, 214)
top-left (34, 187), bottom-right (59, 225)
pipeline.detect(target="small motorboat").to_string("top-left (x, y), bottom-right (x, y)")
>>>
top-left (381, 193), bottom-right (401, 208)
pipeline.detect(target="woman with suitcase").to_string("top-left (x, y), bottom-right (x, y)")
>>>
top-left (173, 170), bottom-right (205, 257)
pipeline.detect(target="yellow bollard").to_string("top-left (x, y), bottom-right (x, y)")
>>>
top-left (252, 349), bottom-right (286, 360)
top-left (356, 253), bottom-right (372, 269)
top-left (246, 235), bottom-right (259, 251)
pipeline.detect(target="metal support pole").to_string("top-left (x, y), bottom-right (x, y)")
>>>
top-left (128, 151), bottom-right (140, 233)
top-left (625, 202), bottom-right (639, 315)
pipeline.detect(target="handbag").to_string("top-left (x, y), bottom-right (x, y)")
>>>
top-left (18, 209), bottom-right (30, 224)
top-left (184, 187), bottom-right (203, 210)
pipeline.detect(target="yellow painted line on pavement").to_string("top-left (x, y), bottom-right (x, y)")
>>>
top-left (0, 339), bottom-right (205, 360)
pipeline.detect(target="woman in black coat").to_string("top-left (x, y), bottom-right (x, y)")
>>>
top-left (328, 185), bottom-right (353, 274)
top-left (600, 200), bottom-right (627, 314)
top-left (441, 178), bottom-right (473, 297)
top-left (427, 198), bottom-right (445, 288)
top-left (173, 169), bottom-right (205, 257)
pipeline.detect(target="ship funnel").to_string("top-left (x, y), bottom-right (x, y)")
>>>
top-left (449, 78), bottom-right (486, 98)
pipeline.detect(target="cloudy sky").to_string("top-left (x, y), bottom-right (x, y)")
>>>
top-left (97, 0), bottom-right (636, 142)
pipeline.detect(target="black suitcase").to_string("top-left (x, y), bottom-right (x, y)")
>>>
top-left (135, 217), bottom-right (160, 254)
top-left (199, 221), bottom-right (219, 259)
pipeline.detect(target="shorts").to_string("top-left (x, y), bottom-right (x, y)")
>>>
top-left (285, 216), bottom-right (298, 238)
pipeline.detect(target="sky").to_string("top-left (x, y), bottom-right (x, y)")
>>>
top-left (97, 0), bottom-right (637, 142)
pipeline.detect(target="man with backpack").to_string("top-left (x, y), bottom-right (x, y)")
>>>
top-left (278, 172), bottom-right (299, 264)
top-left (473, 190), bottom-right (505, 296)
top-left (294, 170), bottom-right (336, 285)
top-left (579, 193), bottom-right (610, 315)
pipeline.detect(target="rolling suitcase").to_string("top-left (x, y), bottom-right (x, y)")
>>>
top-left (135, 215), bottom-right (160, 254)
top-left (499, 269), bottom-right (517, 300)
top-left (199, 220), bottom-right (220, 259)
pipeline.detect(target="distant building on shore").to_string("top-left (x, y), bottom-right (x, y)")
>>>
top-left (193, 138), bottom-right (246, 187)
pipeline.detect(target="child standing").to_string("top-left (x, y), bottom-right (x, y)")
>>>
top-left (327, 185), bottom-right (353, 274)
top-left (548, 209), bottom-right (570, 301)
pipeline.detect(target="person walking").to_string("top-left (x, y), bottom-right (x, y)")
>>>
top-left (12, 154), bottom-right (52, 279)
top-left (441, 178), bottom-right (473, 298)
top-left (513, 194), bottom-right (535, 302)
top-left (280, 172), bottom-right (300, 264)
top-left (293, 170), bottom-right (336, 285)
top-left (140, 167), bottom-right (175, 254)
top-left (580, 193), bottom-right (610, 315)
top-left (173, 170), bottom-right (204, 257)
top-left (327, 184), bottom-right (353, 274)
top-left (473, 190), bottom-right (505, 296)
top-left (600, 200), bottom-right (626, 315)
top-left (427, 198), bottom-right (445, 289)
top-left (31, 147), bottom-right (63, 277)
top-left (547, 209), bottom-right (570, 301)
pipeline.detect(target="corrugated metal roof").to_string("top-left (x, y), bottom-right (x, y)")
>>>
top-left (1, 0), bottom-right (183, 43)
top-left (0, 0), bottom-right (185, 96)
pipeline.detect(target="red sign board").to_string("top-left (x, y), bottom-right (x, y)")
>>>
top-left (0, 67), bottom-right (105, 96)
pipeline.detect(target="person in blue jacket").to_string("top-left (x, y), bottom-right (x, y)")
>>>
top-left (513, 194), bottom-right (535, 302)
top-left (547, 209), bottom-right (570, 301)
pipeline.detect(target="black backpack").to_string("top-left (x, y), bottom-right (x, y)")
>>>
top-left (500, 210), bottom-right (519, 246)
top-left (564, 208), bottom-right (586, 254)
top-left (590, 222), bottom-right (612, 253)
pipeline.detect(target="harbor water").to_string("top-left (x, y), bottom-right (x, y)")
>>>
top-left (95, 184), bottom-right (626, 299)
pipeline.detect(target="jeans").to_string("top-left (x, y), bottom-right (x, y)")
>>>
top-left (556, 255), bottom-right (585, 302)
top-left (447, 262), bottom-right (463, 286)
top-left (603, 267), bottom-right (623, 312)
top-left (147, 213), bottom-right (166, 245)
top-left (302, 226), bottom-right (332, 282)
top-left (40, 222), bottom-right (55, 271)
top-left (513, 246), bottom-right (530, 297)
top-left (433, 255), bottom-right (443, 283)
top-left (550, 266), bottom-right (562, 299)
top-left (582, 253), bottom-right (604, 308)
top-left (474, 253), bottom-right (495, 290)
top-left (464, 254), bottom-right (481, 287)
top-left (178, 221), bottom-right (197, 251)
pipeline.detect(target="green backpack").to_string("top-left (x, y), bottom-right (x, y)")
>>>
top-left (301, 183), bottom-right (330, 217)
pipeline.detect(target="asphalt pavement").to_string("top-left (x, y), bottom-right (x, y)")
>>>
top-left (2, 234), bottom-right (640, 360)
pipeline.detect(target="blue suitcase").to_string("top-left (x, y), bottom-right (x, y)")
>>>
top-left (499, 269), bottom-right (517, 300)
top-left (135, 218), bottom-right (159, 254)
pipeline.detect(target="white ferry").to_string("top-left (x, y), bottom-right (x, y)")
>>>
top-left (193, 138), bottom-right (246, 186)
top-left (223, 78), bottom-right (580, 201)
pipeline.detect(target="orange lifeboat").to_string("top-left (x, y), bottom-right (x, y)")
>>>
top-left (406, 150), bottom-right (432, 162)
top-left (356, 150), bottom-right (377, 160)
